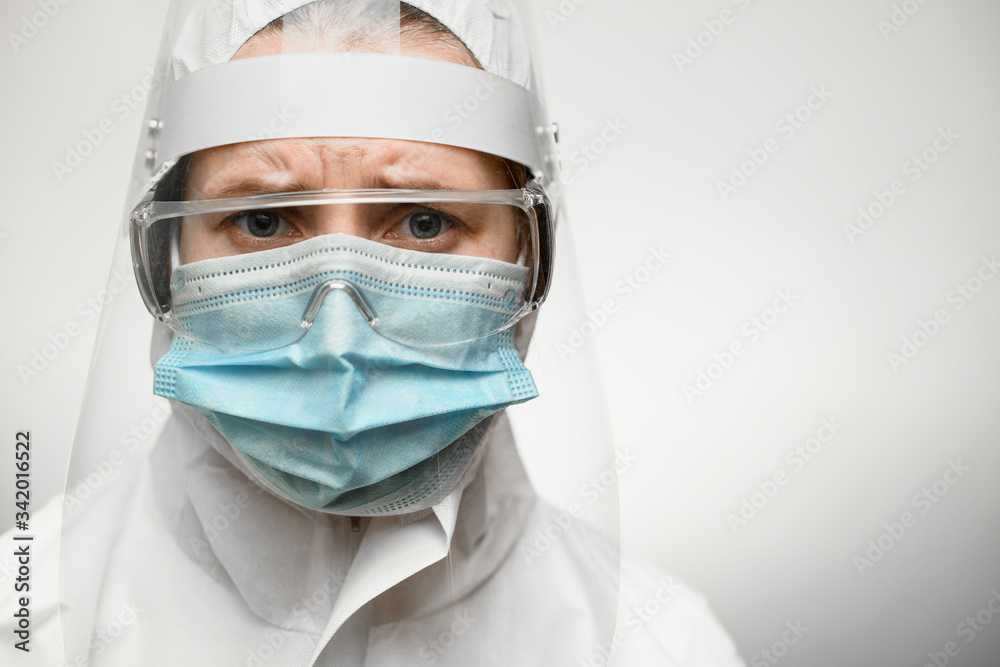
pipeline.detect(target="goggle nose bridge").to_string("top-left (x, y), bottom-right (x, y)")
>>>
top-left (301, 278), bottom-right (380, 331)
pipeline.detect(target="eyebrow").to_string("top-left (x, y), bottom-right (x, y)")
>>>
top-left (197, 142), bottom-right (307, 199)
top-left (206, 174), bottom-right (472, 199)
top-left (206, 177), bottom-right (309, 199)
top-left (378, 174), bottom-right (458, 191)
top-left (197, 140), bottom-right (488, 199)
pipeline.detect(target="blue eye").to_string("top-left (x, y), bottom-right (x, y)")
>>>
top-left (234, 210), bottom-right (288, 237)
top-left (405, 211), bottom-right (451, 239)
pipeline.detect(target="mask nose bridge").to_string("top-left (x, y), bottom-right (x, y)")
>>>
top-left (301, 278), bottom-right (380, 331)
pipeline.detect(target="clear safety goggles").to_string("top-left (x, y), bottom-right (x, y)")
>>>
top-left (130, 187), bottom-right (553, 349)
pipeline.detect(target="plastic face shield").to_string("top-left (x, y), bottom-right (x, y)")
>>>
top-left (56, 2), bottom-right (621, 663)
top-left (128, 0), bottom-right (559, 349)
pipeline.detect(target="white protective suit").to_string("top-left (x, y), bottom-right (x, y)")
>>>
top-left (0, 1), bottom-right (745, 665)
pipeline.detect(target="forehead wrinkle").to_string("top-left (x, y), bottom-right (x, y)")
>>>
top-left (317, 139), bottom-right (411, 189)
top-left (248, 141), bottom-right (291, 173)
top-left (379, 145), bottom-right (511, 190)
top-left (240, 140), bottom-right (323, 192)
top-left (195, 141), bottom-right (319, 198)
top-left (374, 144), bottom-right (461, 189)
top-left (379, 150), bottom-right (426, 187)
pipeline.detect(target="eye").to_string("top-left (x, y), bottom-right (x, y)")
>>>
top-left (402, 210), bottom-right (452, 239)
top-left (231, 210), bottom-right (293, 238)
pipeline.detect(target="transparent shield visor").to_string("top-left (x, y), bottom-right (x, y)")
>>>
top-left (125, 0), bottom-right (561, 213)
top-left (56, 1), bottom-right (621, 664)
top-left (131, 188), bottom-right (547, 348)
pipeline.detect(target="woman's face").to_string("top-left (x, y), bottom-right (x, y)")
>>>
top-left (180, 26), bottom-right (522, 265)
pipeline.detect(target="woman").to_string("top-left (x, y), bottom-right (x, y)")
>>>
top-left (2, 1), bottom-right (742, 664)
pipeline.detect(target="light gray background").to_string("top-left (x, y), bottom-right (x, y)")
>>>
top-left (2, 1), bottom-right (999, 666)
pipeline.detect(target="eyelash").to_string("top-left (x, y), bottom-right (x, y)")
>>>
top-left (215, 206), bottom-right (465, 239)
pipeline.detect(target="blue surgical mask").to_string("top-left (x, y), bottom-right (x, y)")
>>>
top-left (153, 234), bottom-right (538, 514)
